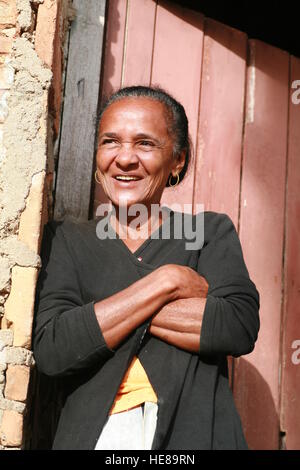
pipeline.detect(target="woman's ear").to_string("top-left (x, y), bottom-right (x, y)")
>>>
top-left (172, 149), bottom-right (186, 176)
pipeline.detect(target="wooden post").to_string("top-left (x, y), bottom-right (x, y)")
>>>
top-left (54, 0), bottom-right (107, 222)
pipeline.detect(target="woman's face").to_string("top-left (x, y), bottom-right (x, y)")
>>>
top-left (96, 97), bottom-right (185, 210)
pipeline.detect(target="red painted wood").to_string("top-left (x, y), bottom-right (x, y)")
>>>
top-left (100, 0), bottom-right (128, 99)
top-left (233, 40), bottom-right (289, 449)
top-left (151, 0), bottom-right (204, 211)
top-left (91, 1), bottom-right (300, 447)
top-left (122, 0), bottom-right (157, 87)
top-left (280, 55), bottom-right (300, 450)
top-left (192, 20), bottom-right (247, 389)
top-left (193, 19), bottom-right (247, 224)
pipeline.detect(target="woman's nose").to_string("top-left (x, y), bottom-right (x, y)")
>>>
top-left (115, 143), bottom-right (139, 166)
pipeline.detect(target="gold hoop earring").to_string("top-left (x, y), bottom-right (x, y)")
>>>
top-left (168, 173), bottom-right (180, 187)
top-left (95, 170), bottom-right (101, 184)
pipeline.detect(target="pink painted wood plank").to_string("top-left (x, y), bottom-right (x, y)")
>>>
top-left (122, 0), bottom-right (157, 87)
top-left (233, 40), bottom-right (289, 450)
top-left (192, 20), bottom-right (247, 390)
top-left (151, 0), bottom-right (204, 211)
top-left (93, 0), bottom-right (128, 213)
top-left (100, 0), bottom-right (128, 100)
top-left (280, 55), bottom-right (300, 450)
top-left (193, 19), bottom-right (247, 224)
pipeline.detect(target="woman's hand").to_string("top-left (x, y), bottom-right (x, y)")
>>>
top-left (93, 263), bottom-right (208, 352)
top-left (156, 264), bottom-right (208, 301)
top-left (149, 265), bottom-right (209, 353)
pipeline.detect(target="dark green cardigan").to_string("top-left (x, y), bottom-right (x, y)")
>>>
top-left (33, 208), bottom-right (260, 450)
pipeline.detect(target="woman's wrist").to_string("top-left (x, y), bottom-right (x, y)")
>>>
top-left (154, 265), bottom-right (179, 303)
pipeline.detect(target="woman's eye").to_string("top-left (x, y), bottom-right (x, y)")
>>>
top-left (139, 141), bottom-right (154, 147)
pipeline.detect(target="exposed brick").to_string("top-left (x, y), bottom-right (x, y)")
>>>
top-left (35, 0), bottom-right (63, 137)
top-left (1, 27), bottom-right (17, 38)
top-left (2, 347), bottom-right (34, 367)
top-left (0, 34), bottom-right (13, 54)
top-left (0, 1), bottom-right (17, 28)
top-left (18, 171), bottom-right (45, 252)
top-left (4, 365), bottom-right (30, 402)
top-left (4, 266), bottom-right (39, 348)
top-left (35, 0), bottom-right (58, 68)
top-left (0, 395), bottom-right (26, 414)
top-left (0, 410), bottom-right (23, 447)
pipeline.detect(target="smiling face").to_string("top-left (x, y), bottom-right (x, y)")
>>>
top-left (96, 97), bottom-right (185, 211)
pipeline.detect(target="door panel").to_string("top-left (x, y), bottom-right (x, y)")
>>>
top-left (92, 0), bottom-right (299, 449)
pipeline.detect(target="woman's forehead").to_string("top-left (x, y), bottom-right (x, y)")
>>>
top-left (100, 97), bottom-right (168, 126)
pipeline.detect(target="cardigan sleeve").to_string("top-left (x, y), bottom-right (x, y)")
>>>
top-left (197, 213), bottom-right (260, 358)
top-left (32, 220), bottom-right (114, 377)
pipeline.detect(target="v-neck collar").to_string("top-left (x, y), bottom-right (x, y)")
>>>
top-left (106, 205), bottom-right (174, 263)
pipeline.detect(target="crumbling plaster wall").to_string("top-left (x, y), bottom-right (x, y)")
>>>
top-left (0, 0), bottom-right (72, 449)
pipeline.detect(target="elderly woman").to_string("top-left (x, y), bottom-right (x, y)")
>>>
top-left (33, 86), bottom-right (260, 450)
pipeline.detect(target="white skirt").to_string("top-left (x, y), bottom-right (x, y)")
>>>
top-left (94, 402), bottom-right (158, 450)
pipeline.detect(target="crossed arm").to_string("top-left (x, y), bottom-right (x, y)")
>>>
top-left (33, 215), bottom-right (260, 378)
top-left (94, 264), bottom-right (208, 354)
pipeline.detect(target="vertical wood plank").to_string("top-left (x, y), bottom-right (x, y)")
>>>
top-left (100, 0), bottom-right (128, 100)
top-left (233, 40), bottom-right (289, 449)
top-left (280, 55), bottom-right (300, 450)
top-left (151, 0), bottom-right (204, 211)
top-left (122, 0), bottom-right (157, 87)
top-left (193, 19), bottom-right (247, 224)
top-left (54, 0), bottom-right (106, 222)
top-left (192, 20), bottom-right (247, 390)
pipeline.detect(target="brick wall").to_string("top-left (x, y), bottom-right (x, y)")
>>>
top-left (0, 0), bottom-right (72, 449)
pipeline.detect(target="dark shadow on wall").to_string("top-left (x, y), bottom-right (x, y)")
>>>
top-left (24, 368), bottom-right (64, 449)
top-left (171, 0), bottom-right (300, 59)
top-left (233, 358), bottom-right (282, 450)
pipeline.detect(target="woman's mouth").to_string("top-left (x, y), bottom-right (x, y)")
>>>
top-left (113, 175), bottom-right (142, 186)
top-left (115, 175), bottom-right (140, 181)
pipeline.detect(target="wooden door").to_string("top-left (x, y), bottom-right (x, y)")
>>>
top-left (91, 0), bottom-right (300, 450)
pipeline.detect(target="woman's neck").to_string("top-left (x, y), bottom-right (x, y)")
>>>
top-left (109, 204), bottom-right (167, 241)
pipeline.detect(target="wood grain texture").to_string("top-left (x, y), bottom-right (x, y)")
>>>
top-left (279, 55), bottom-right (300, 450)
top-left (101, 0), bottom-right (128, 99)
top-left (122, 0), bottom-right (157, 87)
top-left (54, 0), bottom-right (106, 222)
top-left (193, 18), bottom-right (247, 223)
top-left (233, 40), bottom-right (289, 450)
top-left (151, 0), bottom-right (204, 211)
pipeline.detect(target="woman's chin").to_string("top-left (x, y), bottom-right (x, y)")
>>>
top-left (110, 196), bottom-right (145, 210)
top-left (107, 191), bottom-right (149, 209)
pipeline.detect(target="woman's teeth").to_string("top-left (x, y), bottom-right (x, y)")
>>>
top-left (115, 176), bottom-right (140, 181)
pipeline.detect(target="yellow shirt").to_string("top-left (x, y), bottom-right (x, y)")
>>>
top-left (109, 356), bottom-right (157, 415)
